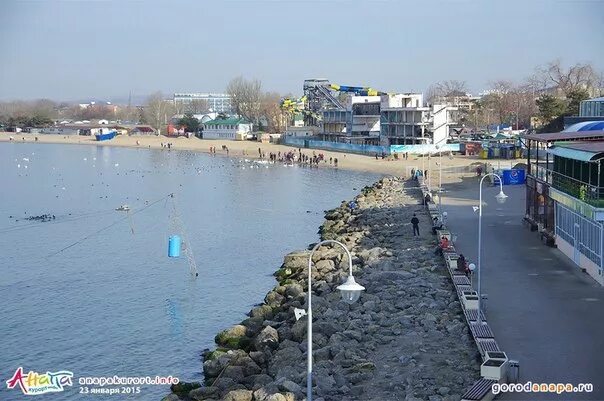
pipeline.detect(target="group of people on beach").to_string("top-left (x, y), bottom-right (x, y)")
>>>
top-left (160, 142), bottom-right (173, 149)
top-left (410, 168), bottom-right (428, 181)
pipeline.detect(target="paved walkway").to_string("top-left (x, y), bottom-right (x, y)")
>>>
top-left (441, 177), bottom-right (604, 400)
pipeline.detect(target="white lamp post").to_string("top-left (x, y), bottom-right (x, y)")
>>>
top-left (477, 173), bottom-right (507, 324)
top-left (435, 144), bottom-right (443, 219)
top-left (305, 240), bottom-right (364, 401)
top-left (468, 262), bottom-right (476, 286)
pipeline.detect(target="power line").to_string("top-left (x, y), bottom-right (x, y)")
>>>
top-left (45, 194), bottom-right (173, 258)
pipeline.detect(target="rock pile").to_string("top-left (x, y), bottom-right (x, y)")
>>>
top-left (164, 177), bottom-right (480, 401)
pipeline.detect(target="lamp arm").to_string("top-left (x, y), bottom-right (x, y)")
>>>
top-left (306, 239), bottom-right (353, 401)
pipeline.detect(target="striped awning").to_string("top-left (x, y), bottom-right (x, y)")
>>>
top-left (547, 146), bottom-right (603, 162)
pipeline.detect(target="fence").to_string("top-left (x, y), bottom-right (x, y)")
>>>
top-left (281, 136), bottom-right (388, 155)
top-left (281, 136), bottom-right (462, 156)
top-left (390, 143), bottom-right (461, 155)
top-left (555, 202), bottom-right (602, 266)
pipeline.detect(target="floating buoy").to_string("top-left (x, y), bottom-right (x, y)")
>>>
top-left (168, 235), bottom-right (181, 258)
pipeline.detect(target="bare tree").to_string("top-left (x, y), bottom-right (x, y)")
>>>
top-left (427, 80), bottom-right (468, 104)
top-left (184, 99), bottom-right (209, 115)
top-left (226, 76), bottom-right (262, 126)
top-left (536, 60), bottom-right (599, 96)
top-left (143, 92), bottom-right (175, 135)
top-left (260, 92), bottom-right (285, 133)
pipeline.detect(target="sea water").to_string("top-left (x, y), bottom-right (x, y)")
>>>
top-left (0, 143), bottom-right (380, 400)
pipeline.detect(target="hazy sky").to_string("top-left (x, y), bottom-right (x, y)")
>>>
top-left (0, 0), bottom-right (603, 102)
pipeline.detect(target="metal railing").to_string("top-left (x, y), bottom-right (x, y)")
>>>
top-left (551, 171), bottom-right (604, 208)
top-left (528, 163), bottom-right (551, 184)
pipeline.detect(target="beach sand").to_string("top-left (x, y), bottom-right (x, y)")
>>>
top-left (0, 132), bottom-right (489, 182)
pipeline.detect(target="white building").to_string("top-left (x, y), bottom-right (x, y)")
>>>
top-left (285, 126), bottom-right (320, 137)
top-left (202, 117), bottom-right (252, 140)
top-left (173, 93), bottom-right (232, 113)
top-left (380, 93), bottom-right (430, 145)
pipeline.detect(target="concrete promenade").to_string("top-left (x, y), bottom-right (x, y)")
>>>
top-left (441, 177), bottom-right (604, 400)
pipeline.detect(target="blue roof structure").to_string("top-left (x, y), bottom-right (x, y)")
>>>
top-left (563, 121), bottom-right (604, 132)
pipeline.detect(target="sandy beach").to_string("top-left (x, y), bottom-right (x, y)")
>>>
top-left (0, 132), bottom-right (492, 182)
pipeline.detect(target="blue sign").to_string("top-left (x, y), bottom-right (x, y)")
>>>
top-left (501, 169), bottom-right (525, 185)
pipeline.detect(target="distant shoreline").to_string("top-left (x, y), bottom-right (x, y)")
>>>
top-left (0, 132), bottom-right (478, 179)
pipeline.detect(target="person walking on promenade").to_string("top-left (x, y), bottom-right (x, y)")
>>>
top-left (411, 214), bottom-right (420, 236)
top-left (424, 192), bottom-right (432, 205)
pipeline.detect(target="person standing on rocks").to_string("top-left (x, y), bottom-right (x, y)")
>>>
top-left (411, 213), bottom-right (420, 236)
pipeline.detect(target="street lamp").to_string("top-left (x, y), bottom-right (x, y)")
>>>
top-left (468, 262), bottom-right (476, 285)
top-left (477, 173), bottom-right (507, 324)
top-left (305, 240), bottom-right (364, 401)
top-left (435, 144), bottom-right (444, 219)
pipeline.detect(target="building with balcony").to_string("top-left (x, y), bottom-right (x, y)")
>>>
top-left (524, 126), bottom-right (604, 285)
top-left (524, 130), bottom-right (604, 234)
top-left (173, 93), bottom-right (232, 113)
top-left (321, 95), bottom-right (380, 144)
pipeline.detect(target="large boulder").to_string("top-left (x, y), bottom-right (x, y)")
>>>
top-left (284, 283), bottom-right (304, 299)
top-left (291, 318), bottom-right (307, 342)
top-left (223, 389), bottom-right (253, 401)
top-left (264, 291), bottom-right (285, 308)
top-left (250, 305), bottom-right (274, 321)
top-left (188, 386), bottom-right (219, 400)
top-left (241, 317), bottom-right (265, 337)
top-left (254, 326), bottom-right (279, 351)
top-left (215, 325), bottom-right (248, 347)
top-left (282, 251), bottom-right (310, 271)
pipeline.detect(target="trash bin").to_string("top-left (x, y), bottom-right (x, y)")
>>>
top-left (508, 360), bottom-right (520, 383)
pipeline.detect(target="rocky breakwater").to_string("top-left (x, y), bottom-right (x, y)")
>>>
top-left (164, 177), bottom-right (480, 401)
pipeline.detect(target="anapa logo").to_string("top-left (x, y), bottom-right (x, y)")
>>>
top-left (6, 367), bottom-right (73, 395)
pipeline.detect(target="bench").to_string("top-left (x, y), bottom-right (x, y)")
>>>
top-left (453, 275), bottom-right (471, 286)
top-left (522, 216), bottom-right (538, 231)
top-left (466, 309), bottom-right (486, 322)
top-left (540, 230), bottom-right (557, 247)
top-left (477, 338), bottom-right (501, 357)
top-left (461, 378), bottom-right (498, 401)
top-left (470, 322), bottom-right (495, 339)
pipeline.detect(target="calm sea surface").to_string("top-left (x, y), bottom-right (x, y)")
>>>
top-left (0, 143), bottom-right (380, 400)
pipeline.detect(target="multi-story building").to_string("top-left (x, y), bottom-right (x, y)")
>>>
top-left (321, 95), bottom-right (381, 144)
top-left (523, 124), bottom-right (604, 285)
top-left (564, 96), bottom-right (604, 129)
top-left (580, 96), bottom-right (604, 117)
top-left (320, 92), bottom-right (457, 146)
top-left (380, 94), bottom-right (456, 145)
top-left (173, 93), bottom-right (232, 113)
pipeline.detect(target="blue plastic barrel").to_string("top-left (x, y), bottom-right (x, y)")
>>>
top-left (168, 235), bottom-right (181, 258)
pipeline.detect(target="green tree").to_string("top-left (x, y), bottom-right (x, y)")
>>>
top-left (536, 94), bottom-right (567, 123)
top-left (177, 113), bottom-right (200, 133)
top-left (565, 88), bottom-right (590, 116)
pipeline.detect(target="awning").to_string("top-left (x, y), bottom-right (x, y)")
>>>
top-left (547, 146), bottom-right (602, 162)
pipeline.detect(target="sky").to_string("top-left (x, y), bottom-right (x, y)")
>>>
top-left (0, 0), bottom-right (603, 103)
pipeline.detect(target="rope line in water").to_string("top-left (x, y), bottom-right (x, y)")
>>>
top-left (0, 210), bottom-right (116, 235)
top-left (45, 194), bottom-right (173, 258)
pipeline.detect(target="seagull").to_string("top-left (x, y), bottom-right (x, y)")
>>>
top-left (472, 206), bottom-right (479, 212)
